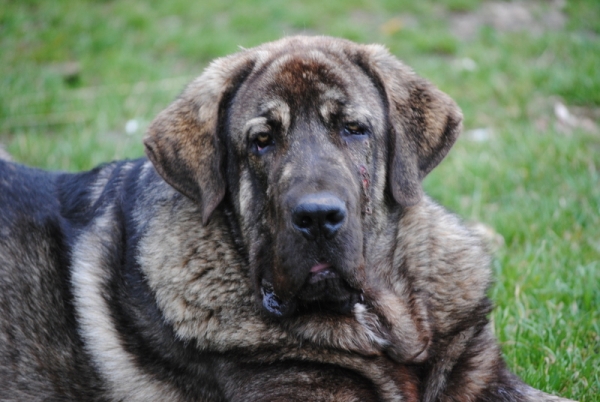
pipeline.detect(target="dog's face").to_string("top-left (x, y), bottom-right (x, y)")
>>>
top-left (144, 36), bottom-right (462, 321)
top-left (226, 51), bottom-right (388, 317)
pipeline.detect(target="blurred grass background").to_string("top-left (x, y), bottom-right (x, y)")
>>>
top-left (0, 0), bottom-right (598, 400)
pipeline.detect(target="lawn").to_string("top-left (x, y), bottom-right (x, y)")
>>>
top-left (1, 0), bottom-right (598, 400)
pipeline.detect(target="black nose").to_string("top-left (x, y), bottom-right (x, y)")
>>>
top-left (292, 193), bottom-right (347, 240)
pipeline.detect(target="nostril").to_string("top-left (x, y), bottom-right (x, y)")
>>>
top-left (322, 208), bottom-right (346, 239)
top-left (326, 211), bottom-right (344, 225)
top-left (298, 216), bottom-right (312, 229)
top-left (292, 211), bottom-right (316, 240)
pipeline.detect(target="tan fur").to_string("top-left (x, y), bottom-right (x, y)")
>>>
top-left (72, 206), bottom-right (182, 402)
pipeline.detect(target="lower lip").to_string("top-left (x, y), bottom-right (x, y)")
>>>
top-left (310, 262), bottom-right (332, 273)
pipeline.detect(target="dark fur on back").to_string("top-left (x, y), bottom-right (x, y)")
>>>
top-left (0, 37), bottom-right (573, 401)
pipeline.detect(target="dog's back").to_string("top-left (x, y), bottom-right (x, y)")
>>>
top-left (0, 160), bottom-right (115, 400)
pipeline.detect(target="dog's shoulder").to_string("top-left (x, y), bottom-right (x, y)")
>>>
top-left (398, 196), bottom-right (492, 272)
top-left (397, 196), bottom-right (493, 333)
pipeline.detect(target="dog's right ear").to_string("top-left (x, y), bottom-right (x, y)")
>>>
top-left (144, 55), bottom-right (255, 225)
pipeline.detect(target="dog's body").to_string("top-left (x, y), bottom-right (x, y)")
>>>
top-left (0, 36), bottom-right (572, 401)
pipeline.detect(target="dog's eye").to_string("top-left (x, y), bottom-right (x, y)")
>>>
top-left (342, 123), bottom-right (367, 137)
top-left (254, 132), bottom-right (274, 153)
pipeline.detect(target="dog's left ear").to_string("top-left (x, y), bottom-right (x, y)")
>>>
top-left (360, 45), bottom-right (463, 207)
top-left (144, 55), bottom-right (255, 224)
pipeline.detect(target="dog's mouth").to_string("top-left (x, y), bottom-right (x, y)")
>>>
top-left (260, 262), bottom-right (363, 318)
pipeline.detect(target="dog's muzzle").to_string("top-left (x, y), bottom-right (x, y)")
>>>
top-left (260, 192), bottom-right (363, 318)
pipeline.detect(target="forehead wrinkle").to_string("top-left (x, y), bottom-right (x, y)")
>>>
top-left (243, 116), bottom-right (268, 133)
top-left (345, 105), bottom-right (376, 123)
top-left (318, 84), bottom-right (346, 123)
top-left (259, 99), bottom-right (291, 133)
top-left (318, 84), bottom-right (345, 101)
top-left (319, 99), bottom-right (340, 126)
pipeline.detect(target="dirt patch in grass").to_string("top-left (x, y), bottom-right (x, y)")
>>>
top-left (449, 0), bottom-right (567, 40)
top-left (528, 96), bottom-right (599, 136)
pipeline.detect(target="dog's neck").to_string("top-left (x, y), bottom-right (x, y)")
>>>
top-left (135, 186), bottom-right (423, 399)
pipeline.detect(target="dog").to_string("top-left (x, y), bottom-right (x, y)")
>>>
top-left (0, 36), bottom-right (573, 401)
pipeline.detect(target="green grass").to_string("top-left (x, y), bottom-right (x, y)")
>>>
top-left (1, 0), bottom-right (598, 400)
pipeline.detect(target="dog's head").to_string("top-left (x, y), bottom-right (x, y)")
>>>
top-left (144, 36), bottom-right (461, 324)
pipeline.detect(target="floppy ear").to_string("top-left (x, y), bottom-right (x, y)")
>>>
top-left (362, 45), bottom-right (463, 207)
top-left (144, 55), bottom-right (255, 224)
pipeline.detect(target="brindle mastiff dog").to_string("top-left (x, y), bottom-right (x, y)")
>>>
top-left (0, 36), bottom-right (573, 401)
